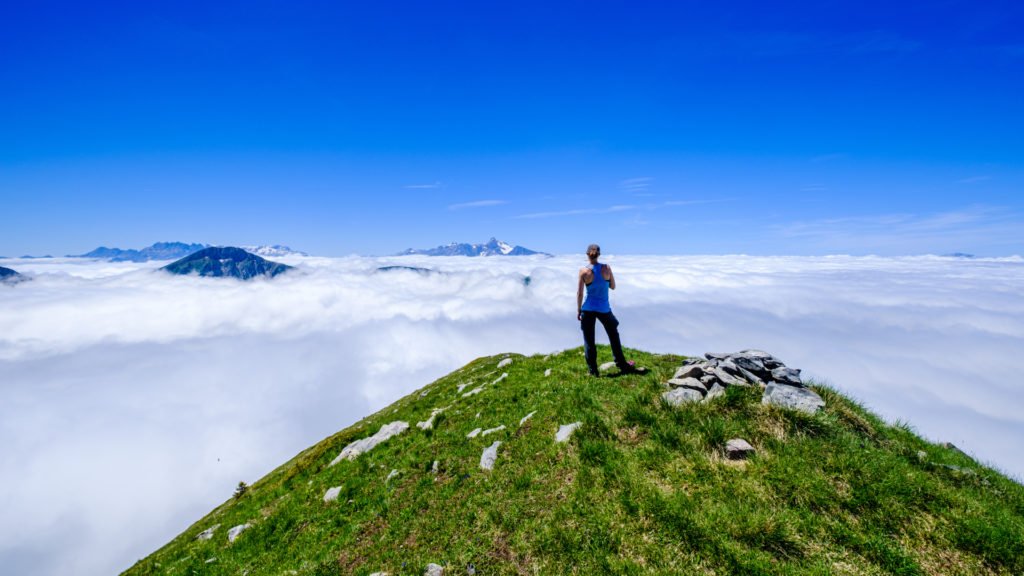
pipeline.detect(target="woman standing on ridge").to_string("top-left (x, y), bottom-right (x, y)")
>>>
top-left (577, 243), bottom-right (642, 377)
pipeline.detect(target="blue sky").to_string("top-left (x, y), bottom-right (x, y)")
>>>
top-left (2, 0), bottom-right (1022, 256)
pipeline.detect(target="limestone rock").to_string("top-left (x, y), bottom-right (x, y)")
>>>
top-left (196, 524), bottom-right (219, 541)
top-left (726, 438), bottom-right (756, 460)
top-left (555, 422), bottom-right (582, 443)
top-left (417, 407), bottom-right (447, 430)
top-left (544, 368), bottom-right (552, 377)
top-left (599, 361), bottom-right (617, 372)
top-left (662, 387), bottom-right (704, 406)
top-left (667, 377), bottom-right (707, 393)
top-left (703, 383), bottom-right (726, 403)
top-left (227, 523), bottom-right (251, 543)
top-left (462, 386), bottom-right (484, 398)
top-left (481, 425), bottom-right (505, 437)
top-left (497, 358), bottom-right (513, 369)
top-left (673, 364), bottom-right (706, 380)
top-left (762, 383), bottom-right (824, 414)
top-left (466, 427), bottom-right (482, 438)
top-left (771, 366), bottom-right (803, 387)
top-left (386, 469), bottom-right (399, 482)
top-left (713, 367), bottom-right (747, 387)
top-left (425, 564), bottom-right (444, 576)
top-left (492, 373), bottom-right (508, 385)
top-left (331, 421), bottom-right (410, 465)
top-left (323, 486), bottom-right (342, 503)
top-left (480, 441), bottom-right (501, 470)
top-left (519, 411), bottom-right (536, 426)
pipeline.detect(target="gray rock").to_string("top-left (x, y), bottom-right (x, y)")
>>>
top-left (492, 373), bottom-right (508, 385)
top-left (323, 486), bottom-right (342, 503)
top-left (737, 366), bottom-right (765, 385)
top-left (717, 359), bottom-right (741, 375)
top-left (417, 407), bottom-right (447, 430)
top-left (544, 368), bottom-right (552, 377)
top-left (331, 421), bottom-right (410, 465)
top-left (667, 377), bottom-right (707, 393)
top-left (481, 425), bottom-right (506, 437)
top-left (462, 386), bottom-right (484, 398)
top-left (705, 352), bottom-right (731, 361)
top-left (480, 441), bottom-right (501, 470)
top-left (497, 358), bottom-right (513, 369)
top-left (555, 422), bottom-right (582, 443)
top-left (703, 383), bottom-right (726, 403)
top-left (227, 523), bottom-right (251, 543)
top-left (425, 564), bottom-right (444, 576)
top-left (771, 366), bottom-right (803, 386)
top-left (386, 469), bottom-right (400, 482)
top-left (599, 361), bottom-right (617, 372)
top-left (700, 374), bottom-right (719, 386)
top-left (713, 367), bottom-right (748, 387)
top-left (672, 364), bottom-right (706, 380)
top-left (662, 387), bottom-right (704, 406)
top-left (196, 524), bottom-right (220, 541)
top-left (726, 438), bottom-right (756, 460)
top-left (466, 427), bottom-right (482, 438)
top-left (369, 572), bottom-right (390, 576)
top-left (519, 411), bottom-right (536, 426)
top-left (432, 460), bottom-right (439, 473)
top-left (762, 383), bottom-right (825, 414)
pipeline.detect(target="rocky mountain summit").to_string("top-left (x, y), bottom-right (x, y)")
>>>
top-left (160, 246), bottom-right (293, 279)
top-left (399, 238), bottom-right (549, 257)
top-left (73, 242), bottom-right (209, 262)
top-left (124, 348), bottom-right (1023, 576)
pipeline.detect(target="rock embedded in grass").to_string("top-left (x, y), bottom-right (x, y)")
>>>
top-left (425, 563), bottom-right (444, 576)
top-left (599, 361), bottom-right (617, 372)
top-left (497, 358), bottom-right (513, 368)
top-left (726, 438), bottom-right (756, 460)
top-left (481, 425), bottom-right (505, 437)
top-left (703, 383), bottom-right (726, 402)
top-left (555, 422), bottom-right (581, 443)
top-left (330, 421), bottom-right (410, 465)
top-left (668, 377), bottom-right (707, 393)
top-left (227, 523), bottom-right (251, 543)
top-left (466, 428), bottom-right (482, 438)
top-left (417, 407), bottom-right (447, 430)
top-left (662, 387), bottom-right (704, 406)
top-left (544, 368), bottom-right (552, 377)
top-left (480, 441), bottom-right (501, 470)
top-left (196, 524), bottom-right (219, 541)
top-left (323, 486), bottom-right (342, 503)
top-left (519, 411), bottom-right (536, 426)
top-left (762, 383), bottom-right (825, 414)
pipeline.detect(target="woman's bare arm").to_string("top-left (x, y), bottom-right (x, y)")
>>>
top-left (605, 264), bottom-right (616, 290)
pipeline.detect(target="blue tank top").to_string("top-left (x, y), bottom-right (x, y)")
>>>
top-left (582, 263), bottom-right (611, 313)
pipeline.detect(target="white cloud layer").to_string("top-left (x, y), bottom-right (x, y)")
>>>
top-left (1, 253), bottom-right (1023, 575)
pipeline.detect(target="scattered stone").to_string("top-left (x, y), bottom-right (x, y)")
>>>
top-left (475, 412), bottom-right (480, 418)
top-left (555, 422), bottom-right (582, 443)
top-left (419, 389), bottom-right (430, 398)
top-left (599, 361), bottom-right (617, 372)
top-left (467, 563), bottom-right (476, 575)
top-left (771, 366), bottom-right (803, 387)
top-left (492, 373), bottom-right (508, 385)
top-left (673, 364), bottom-right (706, 380)
top-left (700, 374), bottom-right (718, 386)
top-left (519, 411), bottom-right (536, 426)
top-left (205, 557), bottom-right (217, 564)
top-left (662, 387), bottom-right (704, 406)
top-left (714, 366), bottom-right (748, 387)
top-left (466, 428), bottom-right (482, 438)
top-left (417, 407), bottom-right (447, 430)
top-left (425, 563), bottom-right (444, 576)
top-left (323, 486), bottom-right (342, 503)
top-left (481, 425), bottom-right (506, 437)
top-left (762, 383), bottom-right (825, 414)
top-left (497, 358), bottom-right (513, 369)
top-left (480, 441), bottom-right (501, 470)
top-left (457, 383), bottom-right (469, 393)
top-left (330, 421), bottom-right (410, 465)
top-left (432, 460), bottom-right (439, 474)
top-left (544, 368), bottom-right (552, 377)
top-left (369, 572), bottom-right (390, 576)
top-left (667, 377), bottom-right (707, 393)
top-left (196, 524), bottom-right (220, 541)
top-left (726, 438), bottom-right (756, 460)
top-left (703, 383), bottom-right (726, 403)
top-left (462, 386), bottom-right (484, 398)
top-left (386, 469), bottom-right (400, 482)
top-left (227, 523), bottom-right (251, 543)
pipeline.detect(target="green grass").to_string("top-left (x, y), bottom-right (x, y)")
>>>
top-left (123, 347), bottom-right (1024, 575)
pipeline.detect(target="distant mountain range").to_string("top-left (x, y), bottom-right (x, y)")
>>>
top-left (160, 246), bottom-right (293, 280)
top-left (71, 242), bottom-right (307, 262)
top-left (399, 237), bottom-right (548, 257)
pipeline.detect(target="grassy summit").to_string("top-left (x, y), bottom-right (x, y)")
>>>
top-left (124, 348), bottom-right (1024, 575)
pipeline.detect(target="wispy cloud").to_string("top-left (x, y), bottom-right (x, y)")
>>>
top-left (620, 177), bottom-right (653, 194)
top-left (515, 205), bottom-right (636, 219)
top-left (404, 182), bottom-right (445, 189)
top-left (447, 199), bottom-right (508, 210)
top-left (957, 175), bottom-right (992, 184)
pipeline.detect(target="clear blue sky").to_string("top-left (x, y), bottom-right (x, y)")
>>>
top-left (2, 0), bottom-right (1022, 256)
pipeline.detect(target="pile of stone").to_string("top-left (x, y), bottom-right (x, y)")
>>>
top-left (662, 350), bottom-right (825, 414)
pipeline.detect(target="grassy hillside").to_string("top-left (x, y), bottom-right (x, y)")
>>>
top-left (124, 347), bottom-right (1024, 575)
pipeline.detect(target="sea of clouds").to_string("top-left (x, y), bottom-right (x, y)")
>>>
top-left (1, 253), bottom-right (1023, 575)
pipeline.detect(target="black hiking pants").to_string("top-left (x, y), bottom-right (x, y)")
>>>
top-left (580, 310), bottom-right (627, 373)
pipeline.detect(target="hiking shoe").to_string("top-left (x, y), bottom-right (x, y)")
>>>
top-left (618, 362), bottom-right (647, 375)
top-left (587, 367), bottom-right (600, 377)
